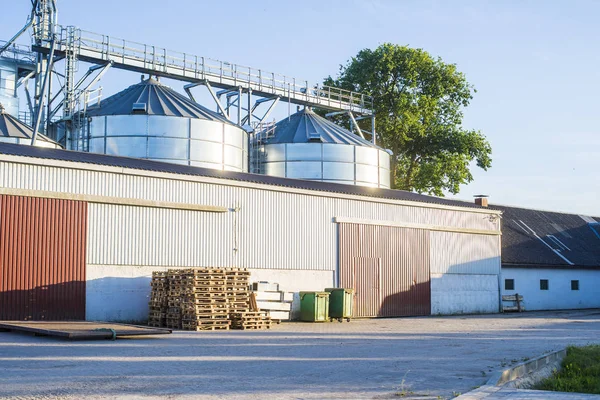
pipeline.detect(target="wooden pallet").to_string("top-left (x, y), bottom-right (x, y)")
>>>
top-left (181, 304), bottom-right (228, 311)
top-left (231, 325), bottom-right (271, 330)
top-left (165, 320), bottom-right (181, 329)
top-left (148, 311), bottom-right (165, 317)
top-left (230, 311), bottom-right (268, 318)
top-left (231, 322), bottom-right (272, 330)
top-left (229, 309), bottom-right (271, 330)
top-left (182, 295), bottom-right (228, 301)
top-left (228, 306), bottom-right (251, 312)
top-left (180, 287), bottom-right (228, 293)
top-left (231, 318), bottom-right (269, 325)
top-left (181, 319), bottom-right (230, 330)
top-left (182, 314), bottom-right (229, 321)
top-left (183, 282), bottom-right (226, 286)
top-left (181, 270), bottom-right (226, 276)
top-left (182, 310), bottom-right (228, 316)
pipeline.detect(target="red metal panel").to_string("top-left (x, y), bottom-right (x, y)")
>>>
top-left (353, 257), bottom-right (381, 317)
top-left (339, 222), bottom-right (431, 317)
top-left (0, 195), bottom-right (87, 321)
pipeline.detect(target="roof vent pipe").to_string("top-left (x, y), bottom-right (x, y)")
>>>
top-left (474, 195), bottom-right (489, 207)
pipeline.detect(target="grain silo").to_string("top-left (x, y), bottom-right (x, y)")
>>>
top-left (0, 104), bottom-right (60, 148)
top-left (67, 77), bottom-right (248, 171)
top-left (252, 108), bottom-right (391, 188)
top-left (0, 58), bottom-right (19, 117)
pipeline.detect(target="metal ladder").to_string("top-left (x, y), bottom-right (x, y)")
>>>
top-left (63, 26), bottom-right (80, 119)
top-left (249, 121), bottom-right (276, 174)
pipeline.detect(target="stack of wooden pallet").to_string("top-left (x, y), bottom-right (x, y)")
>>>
top-left (165, 269), bottom-right (183, 329)
top-left (180, 268), bottom-right (230, 331)
top-left (148, 267), bottom-right (273, 331)
top-left (148, 271), bottom-right (168, 327)
top-left (229, 311), bottom-right (272, 330)
top-left (225, 268), bottom-right (251, 315)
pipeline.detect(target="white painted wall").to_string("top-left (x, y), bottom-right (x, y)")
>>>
top-left (502, 268), bottom-right (600, 310)
top-left (431, 273), bottom-right (499, 315)
top-left (86, 265), bottom-right (162, 322)
top-left (248, 269), bottom-right (333, 320)
top-left (86, 264), bottom-right (332, 322)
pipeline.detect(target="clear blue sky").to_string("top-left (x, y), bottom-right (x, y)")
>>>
top-left (2, 0), bottom-right (599, 216)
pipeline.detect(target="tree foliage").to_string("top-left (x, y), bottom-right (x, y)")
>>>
top-left (323, 43), bottom-right (492, 196)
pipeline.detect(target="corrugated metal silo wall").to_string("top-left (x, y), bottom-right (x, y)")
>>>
top-left (339, 223), bottom-right (431, 317)
top-left (0, 195), bottom-right (87, 320)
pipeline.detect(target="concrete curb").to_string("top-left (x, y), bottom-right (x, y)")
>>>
top-left (456, 348), bottom-right (566, 399)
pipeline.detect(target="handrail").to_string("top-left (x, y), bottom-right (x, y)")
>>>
top-left (45, 25), bottom-right (373, 113)
top-left (0, 40), bottom-right (36, 63)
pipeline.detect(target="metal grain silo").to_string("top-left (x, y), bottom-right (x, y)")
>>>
top-left (0, 58), bottom-right (19, 117)
top-left (0, 104), bottom-right (61, 148)
top-left (70, 77), bottom-right (248, 171)
top-left (252, 108), bottom-right (391, 188)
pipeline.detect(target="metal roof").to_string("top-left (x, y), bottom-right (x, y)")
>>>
top-left (0, 104), bottom-right (60, 145)
top-left (492, 204), bottom-right (600, 268)
top-left (265, 108), bottom-right (383, 148)
top-left (0, 142), bottom-right (485, 210)
top-left (85, 78), bottom-right (234, 124)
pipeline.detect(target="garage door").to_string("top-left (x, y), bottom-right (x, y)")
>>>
top-left (0, 195), bottom-right (87, 320)
top-left (339, 223), bottom-right (430, 317)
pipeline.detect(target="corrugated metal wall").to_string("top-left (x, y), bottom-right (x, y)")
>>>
top-left (339, 223), bottom-right (431, 317)
top-left (352, 257), bottom-right (382, 317)
top-left (0, 195), bottom-right (86, 320)
top-left (0, 161), bottom-right (500, 272)
top-left (430, 232), bottom-right (501, 275)
top-left (88, 204), bottom-right (235, 267)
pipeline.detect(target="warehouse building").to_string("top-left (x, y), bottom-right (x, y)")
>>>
top-left (0, 143), bottom-right (501, 322)
top-left (497, 205), bottom-right (600, 311)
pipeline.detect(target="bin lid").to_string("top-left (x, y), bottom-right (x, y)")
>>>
top-left (325, 288), bottom-right (354, 294)
top-left (299, 291), bottom-right (330, 297)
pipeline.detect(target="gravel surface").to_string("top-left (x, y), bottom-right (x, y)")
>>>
top-left (1, 310), bottom-right (599, 399)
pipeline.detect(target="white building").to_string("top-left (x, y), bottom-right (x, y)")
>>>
top-left (0, 143), bottom-right (502, 322)
top-left (496, 205), bottom-right (600, 311)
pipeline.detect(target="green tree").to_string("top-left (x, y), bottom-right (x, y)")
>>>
top-left (323, 43), bottom-right (491, 196)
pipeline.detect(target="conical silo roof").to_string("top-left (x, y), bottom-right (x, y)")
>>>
top-left (265, 108), bottom-right (381, 148)
top-left (85, 77), bottom-right (233, 124)
top-left (0, 104), bottom-right (60, 146)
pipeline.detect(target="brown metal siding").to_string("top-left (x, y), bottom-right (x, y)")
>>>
top-left (0, 195), bottom-right (86, 320)
top-left (339, 223), bottom-right (430, 317)
top-left (352, 257), bottom-right (381, 317)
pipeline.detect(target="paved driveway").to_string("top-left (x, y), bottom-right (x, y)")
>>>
top-left (1, 310), bottom-right (599, 399)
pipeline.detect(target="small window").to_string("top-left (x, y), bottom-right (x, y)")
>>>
top-left (540, 279), bottom-right (549, 290)
top-left (571, 280), bottom-right (579, 291)
top-left (505, 279), bottom-right (515, 290)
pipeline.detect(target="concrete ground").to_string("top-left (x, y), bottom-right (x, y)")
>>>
top-left (1, 310), bottom-right (600, 400)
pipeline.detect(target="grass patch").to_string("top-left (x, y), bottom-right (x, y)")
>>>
top-left (535, 345), bottom-right (600, 394)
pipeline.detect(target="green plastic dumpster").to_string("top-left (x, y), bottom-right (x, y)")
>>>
top-left (325, 288), bottom-right (354, 322)
top-left (299, 292), bottom-right (330, 322)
